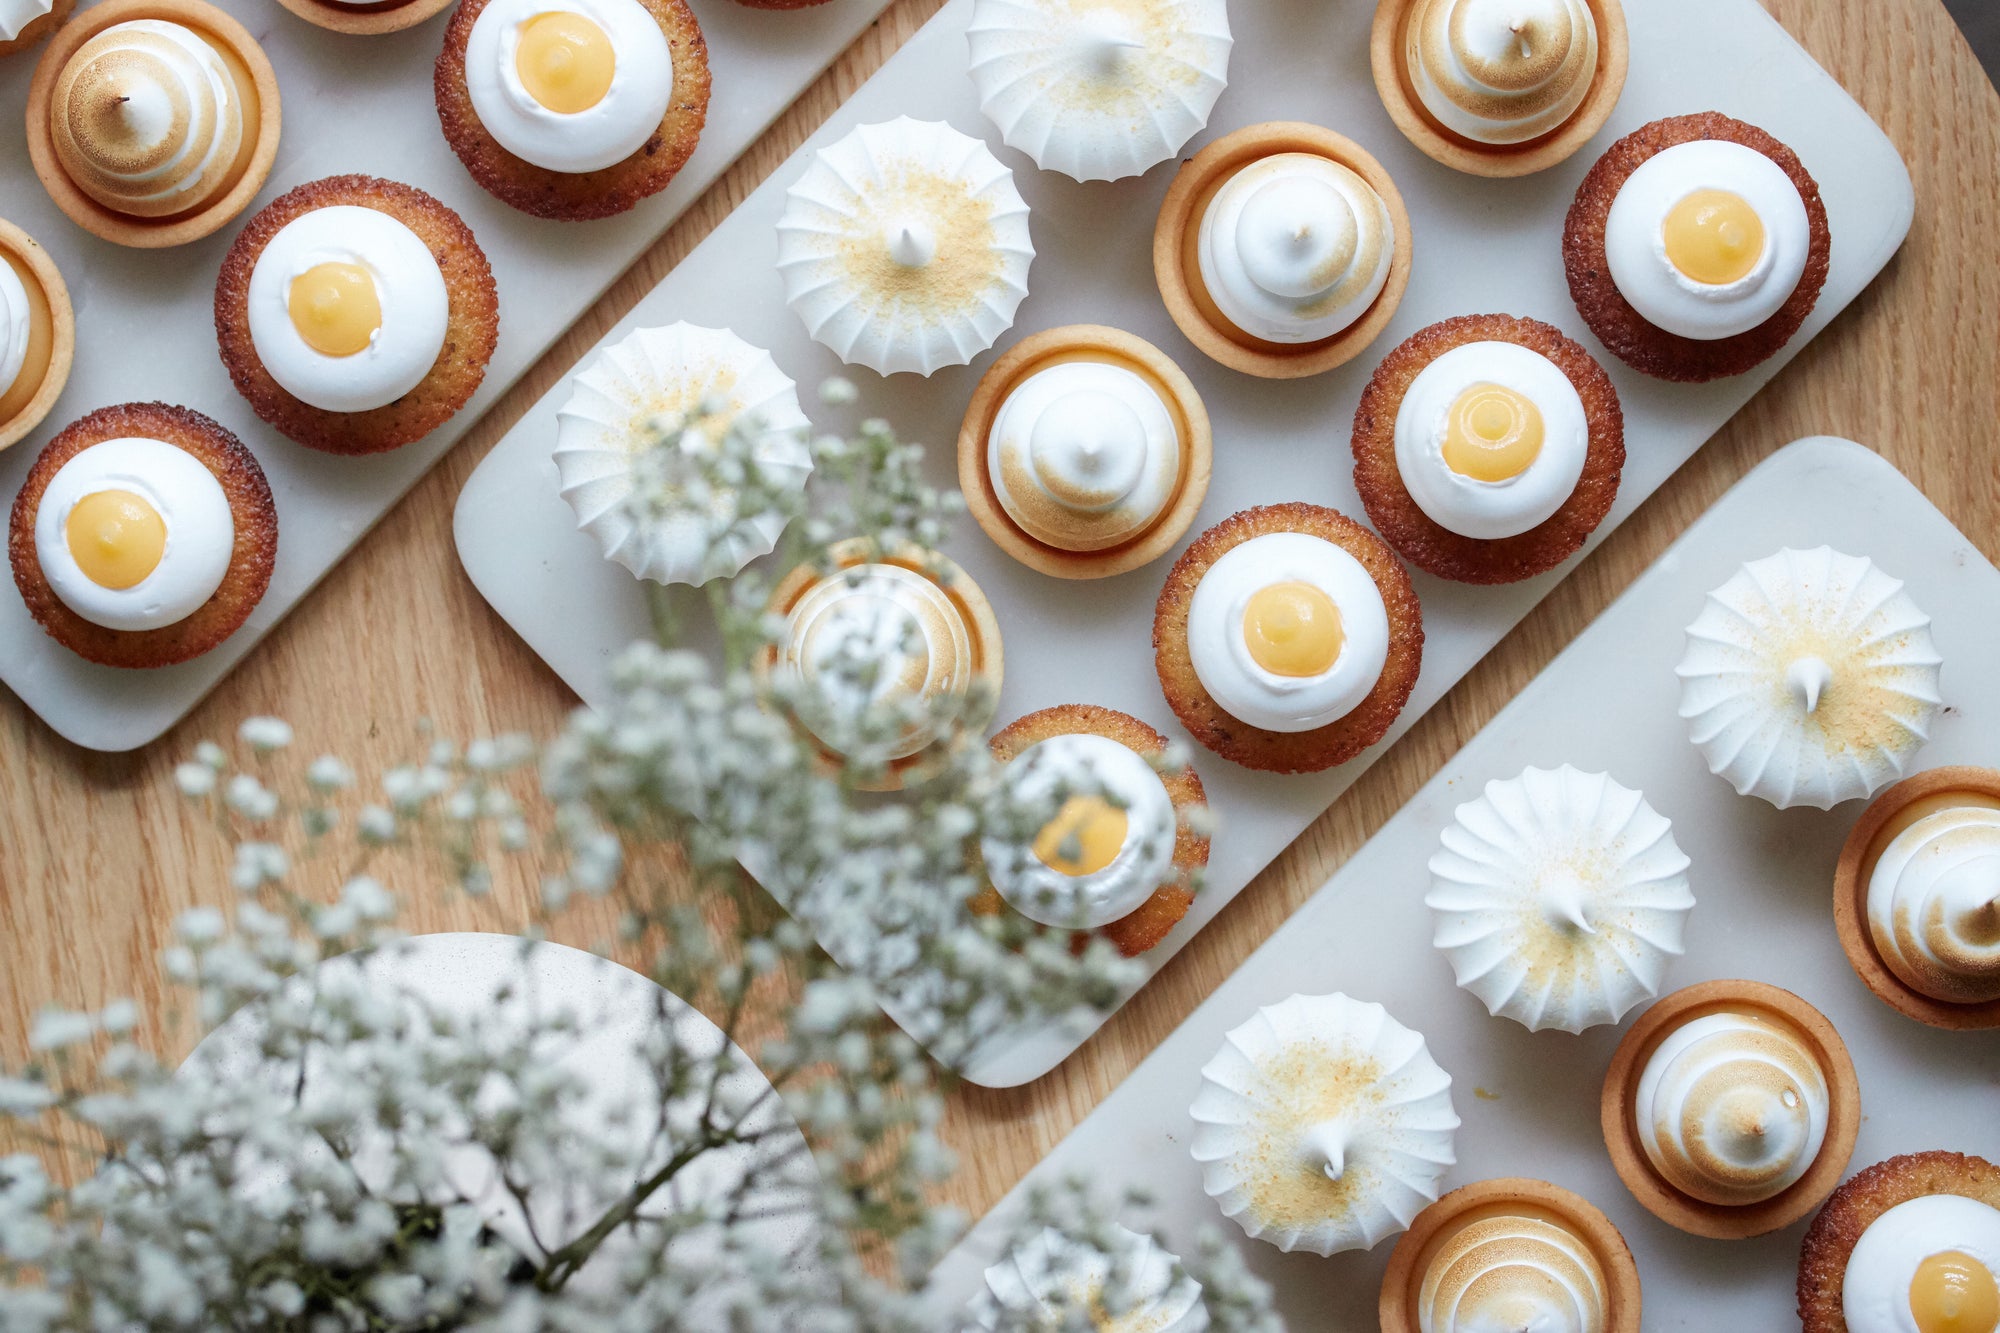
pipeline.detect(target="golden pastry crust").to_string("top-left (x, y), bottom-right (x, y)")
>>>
top-left (8, 402), bottom-right (277, 669)
top-left (1153, 504), bottom-right (1424, 774)
top-left (1562, 112), bottom-right (1831, 383)
top-left (973, 704), bottom-right (1209, 958)
top-left (434, 0), bottom-right (712, 221)
top-left (214, 175), bottom-right (499, 457)
top-left (1352, 313), bottom-right (1625, 584)
top-left (1797, 1152), bottom-right (2000, 1333)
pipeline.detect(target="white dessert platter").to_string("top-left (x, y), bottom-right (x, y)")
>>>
top-left (0, 0), bottom-right (895, 752)
top-left (452, 0), bottom-right (1915, 1087)
top-left (925, 438), bottom-right (2000, 1328)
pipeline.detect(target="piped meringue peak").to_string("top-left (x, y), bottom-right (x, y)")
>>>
top-left (967, 0), bottom-right (1233, 182)
top-left (1867, 801), bottom-right (2000, 1005)
top-left (1417, 1211), bottom-right (1610, 1333)
top-left (969, 1224), bottom-right (1208, 1333)
top-left (1190, 993), bottom-right (1459, 1256)
top-left (1427, 765), bottom-right (1693, 1034)
top-left (1406, 0), bottom-right (1599, 147)
top-left (1676, 547), bottom-right (1944, 810)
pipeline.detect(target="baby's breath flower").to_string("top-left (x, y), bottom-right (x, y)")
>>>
top-left (237, 716), bottom-right (294, 752)
top-left (306, 755), bottom-right (355, 791)
top-left (222, 774), bottom-right (278, 821)
top-left (27, 1009), bottom-right (94, 1053)
top-left (171, 762), bottom-right (216, 798)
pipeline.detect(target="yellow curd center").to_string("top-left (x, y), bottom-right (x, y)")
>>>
top-left (517, 12), bottom-right (616, 114)
top-left (1910, 1251), bottom-right (2000, 1333)
top-left (66, 489), bottom-right (166, 590)
top-left (1033, 796), bottom-right (1128, 877)
top-left (1243, 581), bottom-right (1342, 678)
top-left (1443, 382), bottom-right (1544, 481)
top-left (1664, 188), bottom-right (1766, 285)
top-left (288, 262), bottom-right (382, 358)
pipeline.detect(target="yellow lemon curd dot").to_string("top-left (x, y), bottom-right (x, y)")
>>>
top-left (288, 263), bottom-right (382, 358)
top-left (1442, 382), bottom-right (1544, 482)
top-left (516, 11), bottom-right (616, 115)
top-left (1910, 1251), bottom-right (2000, 1333)
top-left (1243, 581), bottom-right (1343, 678)
top-left (1663, 188), bottom-right (1767, 285)
top-left (66, 489), bottom-right (166, 590)
top-left (1032, 796), bottom-right (1129, 877)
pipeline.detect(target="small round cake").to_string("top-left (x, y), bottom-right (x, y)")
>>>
top-left (966, 0), bottom-right (1233, 182)
top-left (776, 117), bottom-right (1034, 378)
top-left (1353, 313), bottom-right (1624, 584)
top-left (1153, 503), bottom-right (1424, 775)
top-left (1798, 1152), bottom-right (2000, 1333)
top-left (968, 1224), bottom-right (1207, 1332)
top-left (1426, 764), bottom-right (1694, 1033)
top-left (1190, 991), bottom-right (1460, 1256)
top-left (215, 175), bottom-right (500, 456)
top-left (0, 218), bottom-right (74, 452)
top-left (1563, 112), bottom-right (1830, 382)
top-left (975, 704), bottom-right (1209, 959)
top-left (8, 402), bottom-right (277, 669)
top-left (435, 0), bottom-right (711, 220)
top-left (1676, 547), bottom-right (1944, 810)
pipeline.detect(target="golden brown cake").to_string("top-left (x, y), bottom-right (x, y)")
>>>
top-left (8, 402), bottom-right (277, 669)
top-left (1798, 1152), bottom-right (2000, 1333)
top-left (0, 218), bottom-right (75, 453)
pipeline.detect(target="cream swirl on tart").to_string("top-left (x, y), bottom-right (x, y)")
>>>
top-left (1842, 1194), bottom-right (2000, 1333)
top-left (1417, 1212), bottom-right (1608, 1333)
top-left (31, 437), bottom-right (234, 632)
top-left (981, 732), bottom-right (1177, 931)
top-left (1405, 0), bottom-right (1598, 147)
top-left (245, 206), bottom-right (450, 415)
top-left (50, 19), bottom-right (249, 219)
top-left (0, 258), bottom-right (29, 406)
top-left (554, 323), bottom-right (812, 586)
top-left (966, 0), bottom-right (1233, 183)
top-left (464, 0), bottom-right (674, 174)
top-left (1197, 152), bottom-right (1394, 344)
top-left (970, 1224), bottom-right (1208, 1332)
top-left (1866, 804), bottom-right (2000, 1004)
top-left (987, 358), bottom-right (1182, 552)
top-left (1604, 139), bottom-right (1812, 341)
top-left (1633, 1009), bottom-right (1831, 1207)
top-left (1676, 547), bottom-right (1943, 810)
top-left (1190, 992), bottom-right (1459, 1256)
top-left (1426, 765), bottom-right (1694, 1034)
top-left (1186, 531), bottom-right (1390, 734)
top-left (1393, 340), bottom-right (1590, 541)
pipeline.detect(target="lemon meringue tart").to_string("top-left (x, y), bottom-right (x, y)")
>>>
top-left (1371, 0), bottom-right (1628, 177)
top-left (1799, 1151), bottom-right (2000, 1333)
top-left (0, 219), bottom-right (75, 453)
top-left (1154, 121), bottom-right (1411, 380)
top-left (275, 0), bottom-right (452, 38)
top-left (1602, 979), bottom-right (1860, 1239)
top-left (959, 325), bottom-right (1211, 580)
top-left (968, 1224), bottom-right (1206, 1332)
top-left (1381, 1177), bottom-right (1642, 1333)
top-left (0, 0), bottom-right (71, 58)
top-left (8, 402), bottom-right (277, 669)
top-left (1835, 766), bottom-right (2000, 1031)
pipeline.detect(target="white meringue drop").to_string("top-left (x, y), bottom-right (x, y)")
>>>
top-left (1866, 804), bottom-right (2000, 1004)
top-left (967, 1224), bottom-right (1208, 1332)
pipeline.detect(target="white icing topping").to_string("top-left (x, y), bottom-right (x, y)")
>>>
top-left (1417, 1213), bottom-right (1608, 1333)
top-left (1843, 1195), bottom-right (2000, 1333)
top-left (1426, 765), bottom-right (1694, 1034)
top-left (1604, 139), bottom-right (1812, 341)
top-left (1196, 153), bottom-right (1394, 345)
top-left (1186, 531), bottom-right (1390, 734)
top-left (1392, 340), bottom-right (1591, 541)
top-left (33, 437), bottom-right (235, 633)
top-left (0, 257), bottom-right (30, 403)
top-left (970, 1224), bottom-right (1208, 1332)
top-left (1406, 0), bottom-right (1599, 146)
top-left (464, 0), bottom-right (674, 175)
top-left (966, 0), bottom-right (1233, 182)
top-left (1867, 805), bottom-right (2000, 1004)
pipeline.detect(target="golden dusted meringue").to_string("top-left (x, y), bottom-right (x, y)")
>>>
top-left (1866, 803), bottom-right (2000, 1004)
top-left (968, 1225), bottom-right (1207, 1332)
top-left (1417, 1212), bottom-right (1608, 1333)
top-left (1405, 0), bottom-right (1599, 147)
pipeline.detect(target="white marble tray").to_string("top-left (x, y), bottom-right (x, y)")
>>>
top-left (926, 438), bottom-right (2000, 1329)
top-left (453, 0), bottom-right (1914, 1086)
top-left (0, 0), bottom-right (893, 752)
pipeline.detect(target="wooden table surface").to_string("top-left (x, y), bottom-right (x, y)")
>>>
top-left (3, 0), bottom-right (1996, 1233)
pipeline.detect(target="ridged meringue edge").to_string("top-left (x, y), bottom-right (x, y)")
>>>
top-left (967, 1224), bottom-right (1207, 1332)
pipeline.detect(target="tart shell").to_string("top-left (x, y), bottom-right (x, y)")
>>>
top-left (273, 0), bottom-right (453, 36)
top-left (8, 402), bottom-right (278, 669)
top-left (0, 218), bottom-right (76, 453)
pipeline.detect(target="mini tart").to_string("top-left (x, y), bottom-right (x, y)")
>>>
top-left (214, 175), bottom-right (499, 456)
top-left (0, 0), bottom-right (72, 58)
top-left (1380, 1177), bottom-right (1643, 1333)
top-left (25, 0), bottom-right (281, 249)
top-left (274, 0), bottom-right (453, 37)
top-left (971, 704), bottom-right (1210, 958)
top-left (1834, 766), bottom-right (2000, 1032)
top-left (1798, 1152), bottom-right (2000, 1333)
top-left (1562, 112), bottom-right (1831, 383)
top-left (1369, 0), bottom-right (1628, 178)
top-left (7, 402), bottom-right (276, 669)
top-left (1153, 122), bottom-right (1412, 380)
top-left (958, 325), bottom-right (1213, 581)
top-left (0, 218), bottom-right (75, 453)
top-left (1601, 979), bottom-right (1860, 1240)
top-left (435, 0), bottom-right (711, 221)
top-left (1153, 503), bottom-right (1424, 775)
top-left (1353, 313), bottom-right (1624, 584)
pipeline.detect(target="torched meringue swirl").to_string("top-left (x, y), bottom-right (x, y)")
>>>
top-left (1417, 1213), bottom-right (1608, 1333)
top-left (1867, 804), bottom-right (2000, 1004)
top-left (1634, 1010), bottom-right (1830, 1206)
top-left (1406, 0), bottom-right (1599, 146)
top-left (52, 20), bottom-right (250, 220)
